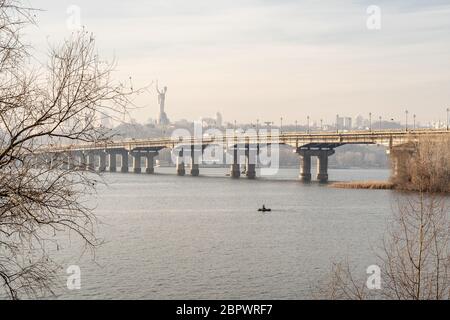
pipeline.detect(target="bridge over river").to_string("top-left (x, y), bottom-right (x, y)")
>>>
top-left (39, 129), bottom-right (450, 183)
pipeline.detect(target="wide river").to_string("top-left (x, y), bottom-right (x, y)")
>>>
top-left (52, 167), bottom-right (395, 299)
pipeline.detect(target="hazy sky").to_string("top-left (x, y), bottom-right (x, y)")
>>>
top-left (27, 0), bottom-right (450, 125)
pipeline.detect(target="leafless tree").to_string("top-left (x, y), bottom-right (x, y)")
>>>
top-left (380, 193), bottom-right (450, 299)
top-left (392, 137), bottom-right (450, 193)
top-left (314, 259), bottom-right (369, 300)
top-left (408, 137), bottom-right (450, 193)
top-left (319, 135), bottom-right (450, 299)
top-left (317, 192), bottom-right (450, 300)
top-left (0, 1), bottom-right (135, 299)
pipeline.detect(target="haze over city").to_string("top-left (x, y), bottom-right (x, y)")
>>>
top-left (28, 0), bottom-right (450, 124)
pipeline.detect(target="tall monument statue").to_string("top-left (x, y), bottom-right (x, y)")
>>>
top-left (156, 82), bottom-right (170, 125)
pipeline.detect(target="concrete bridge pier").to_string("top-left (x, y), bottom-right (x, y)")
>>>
top-left (297, 150), bottom-right (312, 182)
top-left (62, 153), bottom-right (70, 170)
top-left (246, 162), bottom-right (256, 179)
top-left (145, 153), bottom-right (157, 174)
top-left (190, 161), bottom-right (200, 176)
top-left (389, 145), bottom-right (414, 184)
top-left (41, 153), bottom-right (52, 169)
top-left (245, 145), bottom-right (257, 179)
top-left (317, 150), bottom-right (335, 183)
top-left (98, 152), bottom-right (107, 172)
top-left (56, 154), bottom-right (66, 170)
top-left (230, 164), bottom-right (240, 178)
top-left (47, 153), bottom-right (56, 169)
top-left (296, 148), bottom-right (335, 183)
top-left (59, 153), bottom-right (68, 170)
top-left (74, 152), bottom-right (85, 170)
top-left (67, 153), bottom-right (76, 170)
top-left (120, 151), bottom-right (129, 173)
top-left (43, 154), bottom-right (52, 169)
top-left (230, 147), bottom-right (241, 178)
top-left (108, 152), bottom-right (117, 172)
top-left (176, 149), bottom-right (185, 176)
top-left (190, 145), bottom-right (202, 176)
top-left (132, 153), bottom-right (142, 173)
top-left (86, 152), bottom-right (96, 171)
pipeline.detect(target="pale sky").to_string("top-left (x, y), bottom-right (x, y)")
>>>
top-left (26, 0), bottom-right (450, 125)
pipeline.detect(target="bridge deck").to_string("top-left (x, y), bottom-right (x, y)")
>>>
top-left (44, 129), bottom-right (450, 152)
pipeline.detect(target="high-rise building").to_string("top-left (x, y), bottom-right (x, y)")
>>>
top-left (345, 117), bottom-right (352, 130)
top-left (337, 116), bottom-right (352, 130)
top-left (337, 117), bottom-right (344, 129)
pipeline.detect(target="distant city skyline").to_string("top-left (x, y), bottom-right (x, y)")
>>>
top-left (28, 0), bottom-right (450, 124)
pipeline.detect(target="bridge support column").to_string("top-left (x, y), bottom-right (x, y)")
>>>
top-left (190, 162), bottom-right (199, 176)
top-left (297, 148), bottom-right (335, 183)
top-left (297, 150), bottom-right (312, 182)
top-left (98, 152), bottom-right (106, 172)
top-left (132, 153), bottom-right (141, 173)
top-left (245, 145), bottom-right (257, 179)
top-left (145, 153), bottom-right (157, 174)
top-left (316, 150), bottom-right (335, 183)
top-left (75, 152), bottom-right (86, 170)
top-left (230, 147), bottom-right (240, 178)
top-left (65, 155), bottom-right (72, 170)
top-left (86, 152), bottom-right (95, 171)
top-left (108, 153), bottom-right (117, 172)
top-left (69, 152), bottom-right (77, 170)
top-left (230, 164), bottom-right (240, 178)
top-left (120, 151), bottom-right (129, 173)
top-left (176, 149), bottom-right (185, 176)
top-left (62, 153), bottom-right (72, 170)
top-left (45, 153), bottom-right (54, 169)
top-left (190, 144), bottom-right (202, 176)
top-left (389, 146), bottom-right (413, 184)
top-left (246, 163), bottom-right (256, 179)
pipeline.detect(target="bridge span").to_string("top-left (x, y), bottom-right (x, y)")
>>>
top-left (39, 129), bottom-right (450, 183)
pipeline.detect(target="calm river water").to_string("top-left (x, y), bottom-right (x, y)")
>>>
top-left (51, 167), bottom-right (394, 299)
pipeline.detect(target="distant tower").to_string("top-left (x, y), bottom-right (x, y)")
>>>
top-left (157, 82), bottom-right (170, 125)
top-left (216, 112), bottom-right (223, 127)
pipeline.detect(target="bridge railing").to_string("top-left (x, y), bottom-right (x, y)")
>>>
top-left (38, 128), bottom-right (450, 153)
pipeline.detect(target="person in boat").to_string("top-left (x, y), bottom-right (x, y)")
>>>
top-left (262, 204), bottom-right (266, 210)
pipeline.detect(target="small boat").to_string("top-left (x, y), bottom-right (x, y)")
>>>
top-left (258, 205), bottom-right (271, 212)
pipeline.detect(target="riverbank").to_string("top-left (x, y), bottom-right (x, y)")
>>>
top-left (330, 180), bottom-right (450, 193)
top-left (330, 180), bottom-right (394, 190)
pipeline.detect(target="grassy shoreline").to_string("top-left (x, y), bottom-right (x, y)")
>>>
top-left (330, 181), bottom-right (450, 194)
top-left (330, 180), bottom-right (394, 190)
